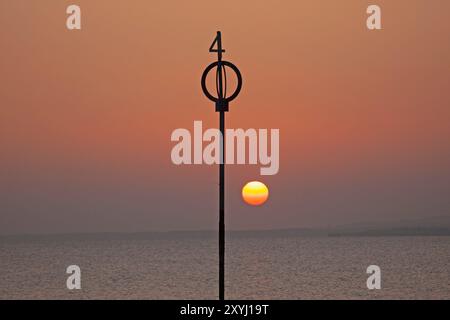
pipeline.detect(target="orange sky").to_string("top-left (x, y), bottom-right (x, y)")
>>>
top-left (1, 1), bottom-right (449, 234)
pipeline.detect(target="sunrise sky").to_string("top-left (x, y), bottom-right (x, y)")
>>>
top-left (1, 1), bottom-right (449, 234)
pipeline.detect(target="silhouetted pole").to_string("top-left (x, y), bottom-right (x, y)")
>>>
top-left (219, 109), bottom-right (225, 300)
top-left (201, 31), bottom-right (242, 300)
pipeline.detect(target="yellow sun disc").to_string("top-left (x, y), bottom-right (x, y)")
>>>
top-left (242, 181), bottom-right (269, 206)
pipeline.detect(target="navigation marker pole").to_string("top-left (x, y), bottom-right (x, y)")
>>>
top-left (201, 31), bottom-right (242, 300)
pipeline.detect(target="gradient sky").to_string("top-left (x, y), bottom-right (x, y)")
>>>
top-left (1, 1), bottom-right (449, 234)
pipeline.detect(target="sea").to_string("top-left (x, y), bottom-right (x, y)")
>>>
top-left (1, 232), bottom-right (449, 299)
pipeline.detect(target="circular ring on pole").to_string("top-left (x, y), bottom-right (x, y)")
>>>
top-left (201, 60), bottom-right (242, 109)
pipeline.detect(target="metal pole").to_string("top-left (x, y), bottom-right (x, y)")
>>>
top-left (219, 110), bottom-right (225, 301)
top-left (201, 31), bottom-right (242, 301)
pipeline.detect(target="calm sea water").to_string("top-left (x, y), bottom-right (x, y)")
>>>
top-left (1, 234), bottom-right (449, 299)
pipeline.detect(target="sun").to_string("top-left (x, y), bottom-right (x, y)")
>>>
top-left (242, 181), bottom-right (269, 206)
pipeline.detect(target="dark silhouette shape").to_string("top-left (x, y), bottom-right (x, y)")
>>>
top-left (201, 31), bottom-right (242, 300)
